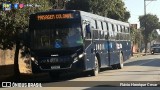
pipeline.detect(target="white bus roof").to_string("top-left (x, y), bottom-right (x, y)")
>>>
top-left (79, 10), bottom-right (130, 27)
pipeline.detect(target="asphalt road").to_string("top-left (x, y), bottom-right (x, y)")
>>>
top-left (1, 54), bottom-right (160, 90)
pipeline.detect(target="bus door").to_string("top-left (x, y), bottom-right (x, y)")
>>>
top-left (83, 23), bottom-right (95, 70)
top-left (100, 22), bottom-right (110, 67)
top-left (101, 39), bottom-right (110, 67)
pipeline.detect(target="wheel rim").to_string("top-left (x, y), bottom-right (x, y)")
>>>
top-left (94, 57), bottom-right (99, 76)
top-left (120, 53), bottom-right (124, 68)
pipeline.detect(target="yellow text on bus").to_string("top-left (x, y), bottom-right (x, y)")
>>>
top-left (37, 13), bottom-right (73, 20)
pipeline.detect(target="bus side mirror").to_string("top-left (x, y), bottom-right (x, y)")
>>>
top-left (86, 24), bottom-right (91, 33)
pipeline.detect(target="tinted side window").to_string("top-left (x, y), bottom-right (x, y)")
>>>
top-left (93, 20), bottom-right (99, 39)
top-left (108, 23), bottom-right (113, 39)
top-left (104, 22), bottom-right (109, 40)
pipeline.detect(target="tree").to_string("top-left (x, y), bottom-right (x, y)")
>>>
top-left (66, 0), bottom-right (130, 22)
top-left (149, 29), bottom-right (159, 42)
top-left (49, 0), bottom-right (63, 9)
top-left (66, 0), bottom-right (90, 11)
top-left (139, 14), bottom-right (160, 53)
top-left (103, 0), bottom-right (130, 21)
top-left (0, 0), bottom-right (52, 80)
top-left (130, 27), bottom-right (143, 53)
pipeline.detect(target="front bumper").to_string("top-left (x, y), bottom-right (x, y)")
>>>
top-left (32, 56), bottom-right (85, 72)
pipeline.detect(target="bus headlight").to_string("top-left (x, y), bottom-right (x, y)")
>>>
top-left (78, 53), bottom-right (84, 58)
top-left (31, 57), bottom-right (35, 61)
top-left (31, 57), bottom-right (38, 65)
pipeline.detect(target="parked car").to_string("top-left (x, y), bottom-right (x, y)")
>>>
top-left (151, 44), bottom-right (160, 54)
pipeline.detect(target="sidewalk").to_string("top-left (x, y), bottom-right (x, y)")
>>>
top-left (131, 53), bottom-right (149, 59)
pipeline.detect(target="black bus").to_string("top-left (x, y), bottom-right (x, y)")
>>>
top-left (29, 10), bottom-right (131, 77)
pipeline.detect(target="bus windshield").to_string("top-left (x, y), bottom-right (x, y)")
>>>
top-left (31, 24), bottom-right (83, 49)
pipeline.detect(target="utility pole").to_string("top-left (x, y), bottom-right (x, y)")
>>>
top-left (143, 0), bottom-right (156, 53)
top-left (144, 0), bottom-right (146, 15)
top-left (144, 0), bottom-right (147, 53)
top-left (144, 0), bottom-right (157, 15)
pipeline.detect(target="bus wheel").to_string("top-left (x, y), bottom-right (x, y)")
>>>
top-left (111, 64), bottom-right (117, 69)
top-left (90, 56), bottom-right (99, 76)
top-left (117, 53), bottom-right (124, 69)
top-left (151, 52), bottom-right (154, 55)
top-left (49, 71), bottom-right (61, 79)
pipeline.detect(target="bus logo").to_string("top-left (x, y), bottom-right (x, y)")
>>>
top-left (2, 3), bottom-right (12, 11)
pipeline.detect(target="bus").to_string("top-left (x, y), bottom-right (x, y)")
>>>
top-left (29, 10), bottom-right (131, 78)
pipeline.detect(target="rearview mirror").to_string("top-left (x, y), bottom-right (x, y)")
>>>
top-left (86, 24), bottom-right (91, 33)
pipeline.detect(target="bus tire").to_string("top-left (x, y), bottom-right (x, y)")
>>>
top-left (117, 53), bottom-right (124, 69)
top-left (111, 64), bottom-right (117, 69)
top-left (90, 56), bottom-right (99, 76)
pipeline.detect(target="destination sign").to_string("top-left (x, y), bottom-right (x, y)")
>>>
top-left (37, 13), bottom-right (73, 20)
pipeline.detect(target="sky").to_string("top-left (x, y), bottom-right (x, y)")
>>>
top-left (124, 0), bottom-right (160, 27)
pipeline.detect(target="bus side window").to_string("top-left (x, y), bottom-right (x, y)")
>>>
top-left (96, 21), bottom-right (103, 39)
top-left (108, 23), bottom-right (113, 40)
top-left (100, 21), bottom-right (104, 39)
top-left (127, 27), bottom-right (130, 40)
top-left (111, 23), bottom-right (115, 40)
top-left (104, 22), bottom-right (109, 40)
top-left (93, 29), bottom-right (99, 39)
top-left (114, 24), bottom-right (118, 40)
top-left (121, 26), bottom-right (125, 40)
top-left (125, 27), bottom-right (128, 40)
top-left (120, 26), bottom-right (123, 40)
top-left (117, 25), bottom-right (121, 40)
top-left (92, 20), bottom-right (98, 39)
top-left (125, 27), bottom-right (130, 40)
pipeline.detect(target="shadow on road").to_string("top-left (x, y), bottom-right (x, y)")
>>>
top-left (0, 64), bottom-right (14, 76)
top-left (124, 58), bottom-right (160, 67)
top-left (83, 87), bottom-right (160, 90)
top-left (0, 70), bottom-right (95, 84)
top-left (0, 64), bottom-right (14, 82)
top-left (0, 56), bottom-right (160, 85)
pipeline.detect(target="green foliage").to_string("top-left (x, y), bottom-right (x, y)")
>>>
top-left (66, 0), bottom-right (90, 11)
top-left (149, 30), bottom-right (159, 42)
top-left (0, 0), bottom-right (52, 76)
top-left (139, 14), bottom-right (160, 53)
top-left (139, 14), bottom-right (159, 35)
top-left (49, 0), bottom-right (70, 9)
top-left (130, 27), bottom-right (143, 46)
top-left (139, 14), bottom-right (160, 43)
top-left (104, 0), bottom-right (130, 21)
top-left (66, 0), bottom-right (130, 21)
top-left (0, 12), bottom-right (15, 50)
top-left (0, 0), bottom-right (52, 50)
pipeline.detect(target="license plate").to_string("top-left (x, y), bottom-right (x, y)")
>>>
top-left (51, 66), bottom-right (60, 69)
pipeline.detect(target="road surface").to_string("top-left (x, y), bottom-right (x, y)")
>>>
top-left (1, 54), bottom-right (160, 90)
